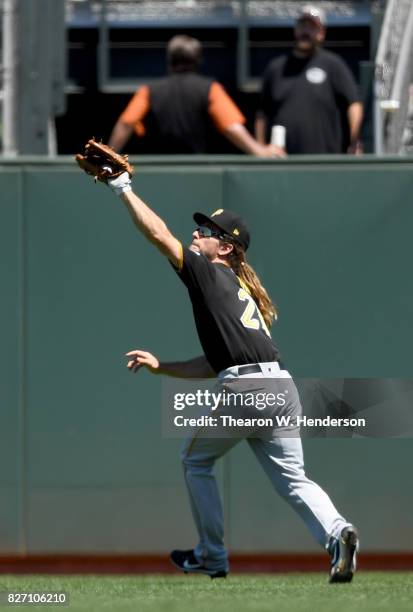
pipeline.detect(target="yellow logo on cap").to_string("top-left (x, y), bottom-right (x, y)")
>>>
top-left (211, 209), bottom-right (223, 217)
top-left (233, 228), bottom-right (240, 236)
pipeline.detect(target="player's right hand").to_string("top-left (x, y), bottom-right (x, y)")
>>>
top-left (125, 349), bottom-right (160, 374)
top-left (258, 143), bottom-right (287, 158)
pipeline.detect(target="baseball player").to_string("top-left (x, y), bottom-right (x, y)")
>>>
top-left (76, 144), bottom-right (359, 582)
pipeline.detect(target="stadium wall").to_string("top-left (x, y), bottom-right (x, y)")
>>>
top-left (0, 156), bottom-right (412, 559)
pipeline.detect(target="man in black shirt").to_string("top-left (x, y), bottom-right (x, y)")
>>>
top-left (94, 168), bottom-right (359, 583)
top-left (256, 5), bottom-right (363, 154)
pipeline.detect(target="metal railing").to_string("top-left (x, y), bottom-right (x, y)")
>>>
top-left (374, 0), bottom-right (413, 154)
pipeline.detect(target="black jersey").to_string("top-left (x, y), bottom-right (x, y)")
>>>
top-left (174, 246), bottom-right (279, 374)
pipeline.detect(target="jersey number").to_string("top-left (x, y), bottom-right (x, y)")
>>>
top-left (238, 288), bottom-right (271, 337)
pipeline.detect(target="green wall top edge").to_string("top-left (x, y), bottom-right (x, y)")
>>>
top-left (0, 154), bottom-right (413, 168)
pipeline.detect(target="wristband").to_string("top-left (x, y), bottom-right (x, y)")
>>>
top-left (107, 171), bottom-right (132, 196)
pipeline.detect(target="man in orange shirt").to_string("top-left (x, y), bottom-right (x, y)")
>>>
top-left (109, 35), bottom-right (283, 157)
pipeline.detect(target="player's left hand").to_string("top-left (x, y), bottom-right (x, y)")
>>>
top-left (125, 349), bottom-right (160, 374)
top-left (75, 138), bottom-right (134, 193)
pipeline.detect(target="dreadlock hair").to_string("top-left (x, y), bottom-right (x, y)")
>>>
top-left (227, 241), bottom-right (277, 328)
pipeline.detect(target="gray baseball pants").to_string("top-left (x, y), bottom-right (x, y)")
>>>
top-left (181, 362), bottom-right (351, 572)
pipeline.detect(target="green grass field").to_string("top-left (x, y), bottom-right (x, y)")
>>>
top-left (0, 573), bottom-right (412, 612)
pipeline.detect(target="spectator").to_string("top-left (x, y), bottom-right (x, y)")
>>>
top-left (255, 5), bottom-right (364, 155)
top-left (109, 35), bottom-right (282, 157)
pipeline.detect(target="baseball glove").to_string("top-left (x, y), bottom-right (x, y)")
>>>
top-left (75, 139), bottom-right (134, 183)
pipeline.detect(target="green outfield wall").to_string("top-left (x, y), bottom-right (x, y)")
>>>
top-left (0, 156), bottom-right (412, 555)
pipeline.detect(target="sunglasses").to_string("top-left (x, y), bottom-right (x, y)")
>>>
top-left (196, 225), bottom-right (226, 240)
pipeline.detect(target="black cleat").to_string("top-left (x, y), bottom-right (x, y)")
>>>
top-left (170, 549), bottom-right (227, 579)
top-left (329, 526), bottom-right (359, 583)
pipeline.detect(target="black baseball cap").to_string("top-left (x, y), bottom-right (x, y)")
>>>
top-left (193, 208), bottom-right (250, 251)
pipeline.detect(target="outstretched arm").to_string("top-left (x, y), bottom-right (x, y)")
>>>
top-left (76, 139), bottom-right (181, 265)
top-left (119, 190), bottom-right (182, 268)
top-left (126, 350), bottom-right (216, 378)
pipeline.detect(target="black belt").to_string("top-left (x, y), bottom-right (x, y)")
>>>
top-left (237, 361), bottom-right (285, 376)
